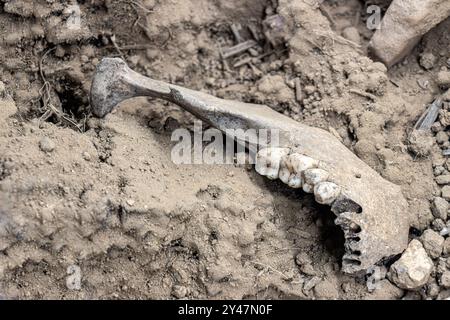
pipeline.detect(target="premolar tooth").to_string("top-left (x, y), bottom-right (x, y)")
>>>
top-left (314, 182), bottom-right (341, 205)
top-left (279, 156), bottom-right (293, 184)
top-left (287, 175), bottom-right (302, 188)
top-left (255, 147), bottom-right (290, 180)
top-left (302, 168), bottom-right (329, 193)
top-left (302, 183), bottom-right (314, 193)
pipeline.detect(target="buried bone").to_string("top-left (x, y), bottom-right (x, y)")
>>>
top-left (90, 58), bottom-right (410, 275)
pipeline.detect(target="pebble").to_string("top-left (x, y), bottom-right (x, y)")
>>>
top-left (443, 237), bottom-right (450, 255)
top-left (431, 197), bottom-right (448, 220)
top-left (295, 252), bottom-right (316, 276)
top-left (389, 239), bottom-right (433, 290)
top-left (313, 279), bottom-right (339, 299)
top-left (0, 81), bottom-right (5, 95)
top-left (434, 166), bottom-right (445, 176)
top-left (432, 219), bottom-right (447, 233)
top-left (442, 185), bottom-right (450, 200)
top-left (341, 27), bottom-right (361, 45)
top-left (436, 131), bottom-right (448, 144)
top-left (440, 227), bottom-right (450, 237)
top-left (420, 229), bottom-right (445, 259)
top-left (435, 174), bottom-right (450, 185)
top-left (82, 152), bottom-right (91, 161)
top-left (303, 276), bottom-right (321, 292)
top-left (440, 271), bottom-right (450, 288)
top-left (419, 52), bottom-right (437, 70)
top-left (427, 281), bottom-right (441, 298)
top-left (39, 137), bottom-right (56, 153)
top-left (437, 70), bottom-right (450, 88)
top-left (66, 265), bottom-right (82, 291)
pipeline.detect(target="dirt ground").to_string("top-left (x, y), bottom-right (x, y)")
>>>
top-left (0, 0), bottom-right (449, 299)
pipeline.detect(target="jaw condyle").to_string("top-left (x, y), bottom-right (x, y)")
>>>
top-left (90, 58), bottom-right (410, 275)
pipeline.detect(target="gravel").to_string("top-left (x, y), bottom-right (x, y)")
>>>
top-left (389, 239), bottom-right (434, 290)
top-left (420, 229), bottom-right (445, 259)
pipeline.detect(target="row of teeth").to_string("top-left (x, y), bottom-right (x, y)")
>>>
top-left (255, 148), bottom-right (341, 206)
top-left (255, 147), bottom-right (364, 271)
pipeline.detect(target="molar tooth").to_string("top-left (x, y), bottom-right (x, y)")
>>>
top-left (314, 182), bottom-right (341, 205)
top-left (255, 147), bottom-right (290, 180)
top-left (289, 154), bottom-right (319, 173)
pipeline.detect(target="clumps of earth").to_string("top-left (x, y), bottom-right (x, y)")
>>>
top-left (0, 0), bottom-right (449, 300)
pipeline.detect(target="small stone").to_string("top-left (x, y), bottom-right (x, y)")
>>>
top-left (434, 166), bottom-right (446, 176)
top-left (440, 271), bottom-right (450, 288)
top-left (408, 130), bottom-right (433, 157)
top-left (342, 27), bottom-right (361, 44)
top-left (437, 289), bottom-right (450, 300)
top-left (440, 227), bottom-right (450, 237)
top-left (389, 239), bottom-right (433, 290)
top-left (443, 89), bottom-right (450, 102)
top-left (295, 253), bottom-right (316, 276)
top-left (313, 279), bottom-right (339, 300)
top-left (171, 285), bottom-right (188, 299)
top-left (366, 266), bottom-right (387, 293)
top-left (0, 81), bottom-right (5, 95)
top-left (426, 280), bottom-right (441, 298)
top-left (54, 45), bottom-right (65, 58)
top-left (66, 265), bottom-right (82, 291)
top-left (437, 70), bottom-right (450, 88)
top-left (402, 291), bottom-right (422, 300)
top-left (437, 257), bottom-right (448, 274)
top-left (303, 276), bottom-right (321, 292)
top-left (443, 237), bottom-right (450, 256)
top-left (431, 197), bottom-right (448, 220)
top-left (82, 152), bottom-right (91, 161)
top-left (304, 85), bottom-right (316, 95)
top-left (365, 279), bottom-right (404, 300)
top-left (436, 131), bottom-right (449, 144)
top-left (420, 229), bottom-right (445, 259)
top-left (39, 137), bottom-right (56, 153)
top-left (435, 174), bottom-right (450, 185)
top-left (432, 219), bottom-right (447, 233)
top-left (419, 52), bottom-right (437, 70)
top-left (442, 185), bottom-right (450, 201)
